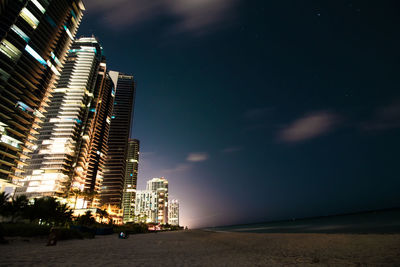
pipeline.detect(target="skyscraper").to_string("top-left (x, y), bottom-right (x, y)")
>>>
top-left (146, 177), bottom-right (169, 192)
top-left (168, 199), bottom-right (179, 226)
top-left (101, 72), bottom-right (135, 208)
top-left (15, 37), bottom-right (112, 208)
top-left (135, 189), bottom-right (158, 223)
top-left (0, 0), bottom-right (85, 191)
top-left (135, 177), bottom-right (169, 224)
top-left (122, 139), bottom-right (140, 223)
top-left (84, 62), bottom-right (114, 207)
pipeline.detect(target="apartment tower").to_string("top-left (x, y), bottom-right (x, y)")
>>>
top-left (15, 37), bottom-right (112, 208)
top-left (147, 177), bottom-right (169, 224)
top-left (168, 199), bottom-right (179, 226)
top-left (101, 72), bottom-right (135, 208)
top-left (122, 139), bottom-right (140, 223)
top-left (0, 0), bottom-right (85, 191)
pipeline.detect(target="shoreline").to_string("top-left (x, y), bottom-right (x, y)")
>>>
top-left (2, 230), bottom-right (400, 266)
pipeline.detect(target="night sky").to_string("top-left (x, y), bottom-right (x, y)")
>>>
top-left (79, 0), bottom-right (400, 228)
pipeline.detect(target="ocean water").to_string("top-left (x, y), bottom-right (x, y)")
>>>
top-left (206, 209), bottom-right (400, 234)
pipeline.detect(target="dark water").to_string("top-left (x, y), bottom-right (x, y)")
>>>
top-left (205, 209), bottom-right (400, 234)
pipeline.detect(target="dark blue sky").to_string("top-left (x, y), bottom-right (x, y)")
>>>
top-left (79, 0), bottom-right (400, 228)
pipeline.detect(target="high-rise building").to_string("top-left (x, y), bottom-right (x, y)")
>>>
top-left (135, 190), bottom-right (157, 223)
top-left (168, 199), bottom-right (179, 226)
top-left (0, 0), bottom-right (85, 191)
top-left (147, 177), bottom-right (169, 224)
top-left (84, 62), bottom-right (115, 207)
top-left (15, 37), bottom-right (112, 208)
top-left (135, 177), bottom-right (169, 224)
top-left (156, 187), bottom-right (168, 224)
top-left (101, 72), bottom-right (135, 208)
top-left (122, 139), bottom-right (139, 223)
top-left (146, 177), bottom-right (169, 192)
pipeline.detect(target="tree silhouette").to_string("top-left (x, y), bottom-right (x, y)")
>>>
top-left (76, 210), bottom-right (95, 226)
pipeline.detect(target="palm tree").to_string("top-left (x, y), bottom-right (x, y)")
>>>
top-left (9, 195), bottom-right (29, 222)
top-left (76, 210), bottom-right (95, 226)
top-left (26, 197), bottom-right (72, 226)
top-left (68, 189), bottom-right (82, 210)
top-left (97, 209), bottom-right (108, 223)
top-left (0, 192), bottom-right (11, 219)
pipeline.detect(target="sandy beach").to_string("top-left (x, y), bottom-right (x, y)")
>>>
top-left (2, 230), bottom-right (400, 266)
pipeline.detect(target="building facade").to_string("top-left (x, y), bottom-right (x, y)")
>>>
top-left (168, 199), bottom-right (179, 226)
top-left (134, 190), bottom-right (157, 223)
top-left (135, 177), bottom-right (169, 224)
top-left (122, 139), bottom-right (139, 223)
top-left (15, 37), bottom-right (112, 209)
top-left (101, 72), bottom-right (135, 208)
top-left (0, 0), bottom-right (85, 191)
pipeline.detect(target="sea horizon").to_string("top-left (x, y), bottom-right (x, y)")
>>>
top-left (204, 207), bottom-right (400, 234)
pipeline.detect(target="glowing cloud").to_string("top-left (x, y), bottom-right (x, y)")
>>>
top-left (186, 152), bottom-right (209, 162)
top-left (82, 0), bottom-right (238, 35)
top-left (279, 111), bottom-right (339, 143)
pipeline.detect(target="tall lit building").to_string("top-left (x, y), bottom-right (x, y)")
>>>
top-left (135, 190), bottom-right (157, 223)
top-left (147, 177), bottom-right (168, 224)
top-left (146, 177), bottom-right (169, 192)
top-left (101, 72), bottom-right (135, 208)
top-left (15, 37), bottom-right (110, 207)
top-left (168, 199), bottom-right (179, 226)
top-left (135, 177), bottom-right (168, 224)
top-left (84, 62), bottom-right (114, 206)
top-left (122, 139), bottom-right (140, 223)
top-left (0, 0), bottom-right (85, 191)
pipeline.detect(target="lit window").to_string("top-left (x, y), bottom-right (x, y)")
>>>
top-left (11, 25), bottom-right (30, 42)
top-left (31, 0), bottom-right (45, 14)
top-left (64, 25), bottom-right (73, 39)
top-left (25, 45), bottom-right (47, 67)
top-left (0, 39), bottom-right (22, 61)
top-left (46, 59), bottom-right (60, 75)
top-left (16, 101), bottom-right (34, 112)
top-left (70, 9), bottom-right (77, 19)
top-left (1, 135), bottom-right (21, 148)
top-left (51, 52), bottom-right (62, 66)
top-left (19, 7), bottom-right (39, 29)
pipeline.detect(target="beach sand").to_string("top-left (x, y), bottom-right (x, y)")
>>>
top-left (1, 230), bottom-right (400, 266)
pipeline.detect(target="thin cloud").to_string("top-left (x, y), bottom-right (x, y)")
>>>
top-left (82, 0), bottom-right (238, 35)
top-left (278, 111), bottom-right (339, 143)
top-left (161, 163), bottom-right (193, 174)
top-left (187, 152), bottom-right (209, 162)
top-left (362, 101), bottom-right (400, 131)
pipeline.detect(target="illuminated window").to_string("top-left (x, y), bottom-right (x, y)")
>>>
top-left (70, 9), bottom-right (77, 19)
top-left (11, 25), bottom-right (30, 42)
top-left (16, 101), bottom-right (34, 112)
top-left (31, 0), bottom-right (45, 14)
top-left (46, 59), bottom-right (60, 75)
top-left (0, 39), bottom-right (22, 61)
top-left (51, 52), bottom-right (62, 66)
top-left (1, 135), bottom-right (20, 148)
top-left (25, 45), bottom-right (47, 67)
top-left (19, 8), bottom-right (39, 29)
top-left (64, 25), bottom-right (73, 39)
